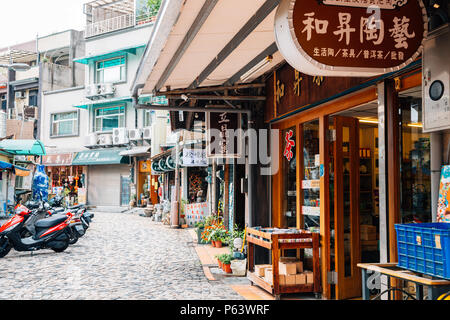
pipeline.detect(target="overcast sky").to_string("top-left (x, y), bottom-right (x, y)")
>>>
top-left (0, 0), bottom-right (87, 48)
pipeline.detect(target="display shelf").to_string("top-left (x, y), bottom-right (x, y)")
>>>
top-left (246, 228), bottom-right (321, 300)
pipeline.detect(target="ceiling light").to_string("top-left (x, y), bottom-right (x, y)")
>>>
top-left (358, 118), bottom-right (378, 124)
top-left (407, 122), bottom-right (423, 128)
top-left (240, 55), bottom-right (273, 83)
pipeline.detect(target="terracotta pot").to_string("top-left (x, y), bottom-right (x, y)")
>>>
top-left (223, 264), bottom-right (232, 273)
top-left (211, 241), bottom-right (216, 247)
top-left (218, 260), bottom-right (223, 268)
top-left (215, 241), bottom-right (223, 248)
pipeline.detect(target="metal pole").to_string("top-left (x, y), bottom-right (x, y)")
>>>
top-left (431, 132), bottom-right (442, 222)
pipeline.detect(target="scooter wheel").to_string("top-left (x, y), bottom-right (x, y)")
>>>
top-left (0, 236), bottom-right (12, 258)
top-left (51, 238), bottom-right (70, 253)
top-left (69, 234), bottom-right (78, 245)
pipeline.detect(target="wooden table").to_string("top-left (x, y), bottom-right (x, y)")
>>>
top-left (358, 263), bottom-right (450, 300)
top-left (246, 228), bottom-right (321, 300)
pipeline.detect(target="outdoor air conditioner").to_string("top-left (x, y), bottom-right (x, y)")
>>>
top-left (85, 84), bottom-right (101, 99)
top-left (15, 91), bottom-right (25, 99)
top-left (98, 134), bottom-right (113, 146)
top-left (143, 126), bottom-right (152, 140)
top-left (113, 127), bottom-right (129, 145)
top-left (129, 128), bottom-right (143, 141)
top-left (88, 132), bottom-right (98, 146)
top-left (99, 83), bottom-right (116, 97)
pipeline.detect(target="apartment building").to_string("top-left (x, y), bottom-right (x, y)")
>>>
top-left (40, 0), bottom-right (167, 209)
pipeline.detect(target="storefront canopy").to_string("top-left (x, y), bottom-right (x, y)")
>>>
top-left (73, 96), bottom-right (133, 110)
top-left (73, 44), bottom-right (147, 65)
top-left (72, 149), bottom-right (130, 166)
top-left (0, 140), bottom-right (46, 156)
top-left (0, 161), bottom-right (30, 176)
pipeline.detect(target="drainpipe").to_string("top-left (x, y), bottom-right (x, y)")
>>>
top-left (247, 109), bottom-right (254, 228)
top-left (431, 132), bottom-right (442, 222)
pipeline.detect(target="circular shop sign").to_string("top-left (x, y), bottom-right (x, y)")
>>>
top-left (274, 0), bottom-right (428, 77)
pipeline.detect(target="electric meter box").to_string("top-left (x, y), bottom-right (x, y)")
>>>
top-left (423, 24), bottom-right (450, 133)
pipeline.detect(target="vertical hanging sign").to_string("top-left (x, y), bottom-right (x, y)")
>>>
top-left (284, 130), bottom-right (295, 161)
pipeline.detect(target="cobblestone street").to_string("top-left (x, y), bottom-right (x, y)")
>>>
top-left (0, 212), bottom-right (244, 300)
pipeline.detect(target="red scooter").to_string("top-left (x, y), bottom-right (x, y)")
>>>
top-left (0, 204), bottom-right (73, 258)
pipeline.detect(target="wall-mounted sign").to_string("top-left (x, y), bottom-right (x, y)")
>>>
top-left (182, 149), bottom-right (208, 167)
top-left (139, 160), bottom-right (152, 173)
top-left (275, 0), bottom-right (428, 77)
top-left (206, 111), bottom-right (242, 159)
top-left (283, 130), bottom-right (295, 161)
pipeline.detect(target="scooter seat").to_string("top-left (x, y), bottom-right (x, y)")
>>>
top-left (35, 215), bottom-right (67, 228)
top-left (49, 208), bottom-right (65, 215)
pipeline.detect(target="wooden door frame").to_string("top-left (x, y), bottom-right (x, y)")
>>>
top-left (333, 116), bottom-right (361, 300)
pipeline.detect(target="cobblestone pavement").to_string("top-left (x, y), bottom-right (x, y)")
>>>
top-left (0, 212), bottom-right (244, 300)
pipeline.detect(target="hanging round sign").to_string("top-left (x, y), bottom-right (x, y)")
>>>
top-left (274, 0), bottom-right (428, 77)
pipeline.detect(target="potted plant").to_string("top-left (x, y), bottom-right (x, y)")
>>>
top-left (215, 253), bottom-right (224, 269)
top-left (221, 254), bottom-right (233, 274)
top-left (207, 223), bottom-right (228, 248)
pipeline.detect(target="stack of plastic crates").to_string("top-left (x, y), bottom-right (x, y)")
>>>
top-left (395, 223), bottom-right (450, 280)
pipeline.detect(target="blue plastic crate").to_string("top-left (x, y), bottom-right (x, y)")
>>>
top-left (395, 223), bottom-right (450, 280)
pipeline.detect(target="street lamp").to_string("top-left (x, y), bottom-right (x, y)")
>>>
top-left (0, 63), bottom-right (31, 72)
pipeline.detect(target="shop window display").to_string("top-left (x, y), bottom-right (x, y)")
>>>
top-left (400, 95), bottom-right (431, 223)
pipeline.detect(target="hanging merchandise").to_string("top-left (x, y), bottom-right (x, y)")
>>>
top-left (32, 165), bottom-right (50, 201)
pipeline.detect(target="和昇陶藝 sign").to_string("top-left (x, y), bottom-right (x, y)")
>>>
top-left (274, 0), bottom-right (428, 77)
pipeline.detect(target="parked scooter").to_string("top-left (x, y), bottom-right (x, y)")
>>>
top-left (0, 204), bottom-right (73, 258)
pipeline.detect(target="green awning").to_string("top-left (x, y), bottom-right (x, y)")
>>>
top-left (73, 44), bottom-right (147, 65)
top-left (74, 96), bottom-right (133, 109)
top-left (72, 148), bottom-right (130, 166)
top-left (0, 140), bottom-right (46, 156)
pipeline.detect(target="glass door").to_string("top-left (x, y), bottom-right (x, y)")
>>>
top-left (333, 116), bottom-right (361, 300)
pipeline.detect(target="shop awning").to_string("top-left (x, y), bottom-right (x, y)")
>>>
top-left (119, 146), bottom-right (151, 157)
top-left (72, 148), bottom-right (130, 166)
top-left (73, 44), bottom-right (147, 65)
top-left (0, 161), bottom-right (13, 170)
top-left (0, 161), bottom-right (30, 176)
top-left (0, 140), bottom-right (46, 156)
top-left (41, 153), bottom-right (73, 166)
top-left (73, 96), bottom-right (133, 109)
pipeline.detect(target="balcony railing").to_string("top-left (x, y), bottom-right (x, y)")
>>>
top-left (85, 13), bottom-right (136, 38)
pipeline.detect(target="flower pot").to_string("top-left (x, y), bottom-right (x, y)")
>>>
top-left (218, 260), bottom-right (223, 269)
top-left (211, 241), bottom-right (216, 247)
top-left (215, 240), bottom-right (223, 248)
top-left (223, 264), bottom-right (232, 273)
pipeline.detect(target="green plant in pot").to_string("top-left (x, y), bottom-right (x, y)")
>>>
top-left (195, 221), bottom-right (207, 244)
top-left (220, 253), bottom-right (233, 273)
top-left (208, 224), bottom-right (228, 248)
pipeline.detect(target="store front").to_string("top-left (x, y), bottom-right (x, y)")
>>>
top-left (72, 148), bottom-right (130, 207)
top-left (267, 62), bottom-right (426, 299)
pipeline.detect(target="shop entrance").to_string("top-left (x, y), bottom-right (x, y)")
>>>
top-left (329, 102), bottom-right (380, 299)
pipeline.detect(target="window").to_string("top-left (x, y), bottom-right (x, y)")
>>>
top-left (96, 56), bottom-right (126, 83)
top-left (144, 110), bottom-right (154, 127)
top-left (28, 90), bottom-right (38, 106)
top-left (1, 94), bottom-right (6, 109)
top-left (94, 105), bottom-right (125, 132)
top-left (51, 112), bottom-right (78, 137)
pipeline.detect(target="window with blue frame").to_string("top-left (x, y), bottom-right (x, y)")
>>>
top-left (95, 105), bottom-right (125, 132)
top-left (96, 56), bottom-right (126, 83)
top-left (28, 90), bottom-right (38, 106)
top-left (51, 112), bottom-right (79, 137)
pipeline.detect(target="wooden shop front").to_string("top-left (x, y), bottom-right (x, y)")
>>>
top-left (265, 61), bottom-right (424, 300)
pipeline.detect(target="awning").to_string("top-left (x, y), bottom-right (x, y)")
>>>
top-left (73, 96), bottom-right (133, 109)
top-left (0, 161), bottom-right (13, 170)
top-left (0, 140), bottom-right (46, 156)
top-left (41, 153), bottom-right (73, 166)
top-left (0, 161), bottom-right (30, 176)
top-left (72, 148), bottom-right (130, 166)
top-left (119, 146), bottom-right (151, 157)
top-left (74, 44), bottom-right (147, 65)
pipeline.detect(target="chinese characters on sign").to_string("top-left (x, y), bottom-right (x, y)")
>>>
top-left (284, 130), bottom-right (295, 162)
top-left (275, 0), bottom-right (427, 76)
top-left (206, 111), bottom-right (242, 159)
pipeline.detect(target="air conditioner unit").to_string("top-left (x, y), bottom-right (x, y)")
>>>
top-left (128, 128), bottom-right (143, 141)
top-left (98, 134), bottom-right (113, 146)
top-left (88, 132), bottom-right (98, 146)
top-left (15, 91), bottom-right (25, 99)
top-left (113, 127), bottom-right (129, 145)
top-left (85, 84), bottom-right (101, 99)
top-left (143, 126), bottom-right (152, 140)
top-left (99, 83), bottom-right (116, 97)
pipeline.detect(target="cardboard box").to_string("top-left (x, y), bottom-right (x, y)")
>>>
top-left (285, 274), bottom-right (296, 285)
top-left (304, 271), bottom-right (314, 284)
top-left (295, 273), bottom-right (306, 285)
top-left (279, 261), bottom-right (297, 275)
top-left (279, 274), bottom-right (286, 286)
top-left (255, 264), bottom-right (272, 277)
top-left (264, 268), bottom-right (273, 284)
top-left (280, 257), bottom-right (303, 273)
